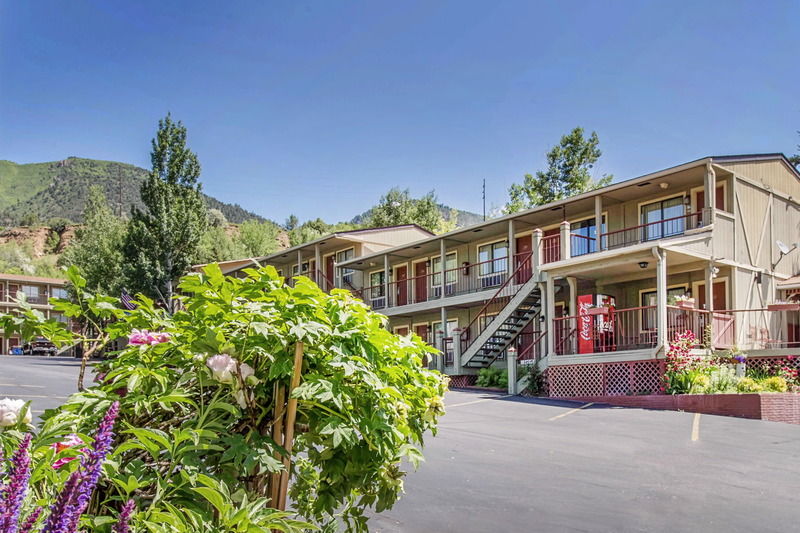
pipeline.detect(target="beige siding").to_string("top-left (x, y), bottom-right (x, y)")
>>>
top-left (720, 160), bottom-right (800, 197)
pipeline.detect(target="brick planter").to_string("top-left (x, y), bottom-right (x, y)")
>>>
top-left (567, 393), bottom-right (800, 425)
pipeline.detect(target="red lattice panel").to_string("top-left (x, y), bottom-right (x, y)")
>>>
top-left (548, 363), bottom-right (604, 397)
top-left (447, 374), bottom-right (478, 388)
top-left (548, 360), bottom-right (666, 398)
top-left (745, 355), bottom-right (800, 374)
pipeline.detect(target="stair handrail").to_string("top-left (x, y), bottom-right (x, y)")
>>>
top-left (315, 269), bottom-right (336, 292)
top-left (459, 252), bottom-right (533, 349)
top-left (516, 330), bottom-right (547, 362)
top-left (343, 278), bottom-right (365, 299)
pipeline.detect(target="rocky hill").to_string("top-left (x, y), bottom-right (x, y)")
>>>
top-left (0, 157), bottom-right (266, 225)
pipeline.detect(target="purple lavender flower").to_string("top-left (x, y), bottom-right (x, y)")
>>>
top-left (111, 499), bottom-right (135, 533)
top-left (734, 354), bottom-right (747, 364)
top-left (40, 470), bottom-right (81, 533)
top-left (18, 507), bottom-right (42, 533)
top-left (0, 434), bottom-right (33, 533)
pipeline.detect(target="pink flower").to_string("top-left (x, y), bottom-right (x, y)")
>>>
top-left (129, 329), bottom-right (171, 345)
top-left (50, 434), bottom-right (86, 469)
top-left (206, 354), bottom-right (236, 383)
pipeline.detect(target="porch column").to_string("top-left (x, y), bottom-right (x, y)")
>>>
top-left (703, 162), bottom-right (716, 225)
top-left (507, 345), bottom-right (517, 395)
top-left (383, 254), bottom-right (390, 307)
top-left (595, 196), bottom-right (603, 251)
top-left (656, 249), bottom-right (668, 349)
top-left (567, 277), bottom-right (577, 318)
top-left (705, 263), bottom-right (715, 312)
top-left (532, 229), bottom-right (542, 273)
top-left (439, 306), bottom-right (448, 373)
top-left (559, 221), bottom-right (571, 261)
top-left (452, 327), bottom-right (462, 375)
top-left (545, 275), bottom-right (556, 357)
top-left (314, 243), bottom-right (322, 286)
top-left (439, 239), bottom-right (447, 301)
top-left (507, 219), bottom-right (516, 275)
top-left (296, 250), bottom-right (302, 278)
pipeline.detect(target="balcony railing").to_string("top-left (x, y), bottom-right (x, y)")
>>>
top-left (542, 234), bottom-right (560, 264)
top-left (712, 308), bottom-right (800, 350)
top-left (601, 211), bottom-right (703, 251)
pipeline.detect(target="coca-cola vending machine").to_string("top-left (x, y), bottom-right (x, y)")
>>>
top-left (577, 294), bottom-right (616, 354)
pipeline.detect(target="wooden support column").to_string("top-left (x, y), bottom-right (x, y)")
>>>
top-left (656, 249), bottom-right (668, 350)
top-left (532, 229), bottom-right (542, 273)
top-left (314, 244), bottom-right (322, 287)
top-left (705, 263), bottom-right (715, 313)
top-left (452, 327), bottom-right (462, 374)
top-left (567, 277), bottom-right (577, 318)
top-left (383, 254), bottom-right (390, 308)
top-left (439, 306), bottom-right (448, 372)
top-left (439, 239), bottom-right (447, 301)
top-left (595, 195), bottom-right (603, 251)
top-left (704, 162), bottom-right (716, 225)
top-left (559, 221), bottom-right (571, 261)
top-left (296, 250), bottom-right (303, 279)
top-left (545, 274), bottom-right (556, 358)
top-left (507, 219), bottom-right (516, 275)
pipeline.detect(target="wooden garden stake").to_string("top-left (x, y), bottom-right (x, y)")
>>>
top-left (269, 382), bottom-right (286, 506)
top-left (277, 341), bottom-right (305, 511)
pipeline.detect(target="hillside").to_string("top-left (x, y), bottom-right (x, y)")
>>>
top-left (0, 157), bottom-right (266, 225)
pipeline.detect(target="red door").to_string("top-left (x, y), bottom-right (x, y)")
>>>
top-left (325, 256), bottom-right (335, 290)
top-left (543, 228), bottom-right (560, 263)
top-left (395, 266), bottom-right (408, 306)
top-left (515, 235), bottom-right (533, 283)
top-left (414, 323), bottom-right (430, 344)
top-left (395, 326), bottom-right (409, 336)
top-left (696, 186), bottom-right (726, 213)
top-left (414, 262), bottom-right (428, 303)
top-left (697, 281), bottom-right (726, 311)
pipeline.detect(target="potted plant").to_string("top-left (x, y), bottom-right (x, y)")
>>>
top-left (727, 346), bottom-right (747, 377)
top-left (674, 294), bottom-right (696, 309)
top-left (767, 300), bottom-right (800, 312)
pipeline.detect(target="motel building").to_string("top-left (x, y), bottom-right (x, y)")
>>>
top-left (220, 154), bottom-right (800, 398)
top-left (0, 273), bottom-right (72, 354)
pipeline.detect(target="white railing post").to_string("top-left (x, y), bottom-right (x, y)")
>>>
top-left (595, 195), bottom-right (603, 251)
top-left (532, 229), bottom-right (542, 273)
top-left (507, 219), bottom-right (516, 276)
top-left (507, 345), bottom-right (518, 395)
top-left (452, 327), bottom-right (463, 375)
top-left (545, 275), bottom-right (556, 358)
top-left (560, 221), bottom-right (571, 261)
top-left (656, 249), bottom-right (668, 349)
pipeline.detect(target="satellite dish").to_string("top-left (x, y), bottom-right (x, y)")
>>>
top-left (777, 240), bottom-right (790, 255)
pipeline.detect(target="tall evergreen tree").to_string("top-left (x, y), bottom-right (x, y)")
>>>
top-left (61, 186), bottom-right (127, 294)
top-left (123, 114), bottom-right (207, 311)
top-left (505, 127), bottom-right (612, 214)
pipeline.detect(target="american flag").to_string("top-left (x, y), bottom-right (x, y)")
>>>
top-left (120, 289), bottom-right (137, 311)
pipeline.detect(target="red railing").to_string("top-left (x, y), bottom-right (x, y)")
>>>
top-left (665, 306), bottom-right (712, 346)
top-left (459, 253), bottom-right (533, 353)
top-left (311, 269), bottom-right (336, 292)
top-left (517, 330), bottom-right (546, 364)
top-left (555, 306), bottom-right (661, 355)
top-left (712, 308), bottom-right (800, 350)
top-left (541, 234), bottom-right (560, 263)
top-left (601, 211), bottom-right (702, 250)
top-left (570, 233), bottom-right (596, 257)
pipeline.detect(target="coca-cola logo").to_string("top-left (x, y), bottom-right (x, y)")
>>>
top-left (579, 301), bottom-right (592, 341)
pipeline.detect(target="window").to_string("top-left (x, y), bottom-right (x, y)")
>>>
top-left (431, 252), bottom-right (457, 289)
top-left (21, 285), bottom-right (41, 302)
top-left (51, 312), bottom-right (68, 324)
top-left (369, 271), bottom-right (386, 307)
top-left (640, 287), bottom-right (686, 329)
top-left (571, 216), bottom-right (606, 256)
top-left (51, 287), bottom-right (68, 300)
top-left (336, 248), bottom-right (355, 286)
top-left (641, 197), bottom-right (685, 241)
top-left (478, 241), bottom-right (508, 274)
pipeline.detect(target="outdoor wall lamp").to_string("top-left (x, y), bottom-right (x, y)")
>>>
top-left (638, 261), bottom-right (648, 269)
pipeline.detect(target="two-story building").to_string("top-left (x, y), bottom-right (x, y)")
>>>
top-left (0, 273), bottom-right (71, 354)
top-left (208, 224), bottom-right (434, 291)
top-left (333, 154), bottom-right (800, 396)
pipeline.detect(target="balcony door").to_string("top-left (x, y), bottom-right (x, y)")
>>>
top-left (414, 261), bottom-right (428, 302)
top-left (641, 197), bottom-right (685, 241)
top-left (395, 265), bottom-right (408, 306)
top-left (325, 255), bottom-right (335, 290)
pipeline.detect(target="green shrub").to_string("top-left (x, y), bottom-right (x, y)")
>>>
top-left (736, 377), bottom-right (762, 393)
top-left (524, 364), bottom-right (545, 395)
top-left (706, 366), bottom-right (738, 393)
top-left (476, 367), bottom-right (507, 388)
top-left (691, 374), bottom-right (711, 393)
top-left (761, 376), bottom-right (788, 392)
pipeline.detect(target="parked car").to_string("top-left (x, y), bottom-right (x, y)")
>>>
top-left (22, 337), bottom-right (57, 356)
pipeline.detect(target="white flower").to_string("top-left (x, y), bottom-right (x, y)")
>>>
top-left (0, 398), bottom-right (32, 427)
top-left (233, 389), bottom-right (248, 408)
top-left (206, 354), bottom-right (236, 383)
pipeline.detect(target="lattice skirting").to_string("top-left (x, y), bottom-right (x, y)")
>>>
top-left (448, 374), bottom-right (478, 388)
top-left (548, 360), bottom-right (665, 398)
top-left (745, 355), bottom-right (800, 373)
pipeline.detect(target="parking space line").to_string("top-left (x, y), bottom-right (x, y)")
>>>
top-left (0, 383), bottom-right (47, 388)
top-left (691, 413), bottom-right (701, 441)
top-left (548, 402), bottom-right (594, 421)
top-left (0, 393), bottom-right (49, 398)
top-left (448, 395), bottom-right (512, 408)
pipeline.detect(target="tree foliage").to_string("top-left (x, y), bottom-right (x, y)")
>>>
top-left (61, 186), bottom-right (127, 294)
top-left (790, 130), bottom-right (800, 169)
top-left (367, 188), bottom-right (443, 233)
top-left (505, 127), bottom-right (613, 213)
top-left (0, 265), bottom-right (447, 532)
top-left (123, 114), bottom-right (208, 311)
top-left (237, 220), bottom-right (280, 257)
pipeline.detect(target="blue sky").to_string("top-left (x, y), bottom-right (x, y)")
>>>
top-left (1, 1), bottom-right (798, 223)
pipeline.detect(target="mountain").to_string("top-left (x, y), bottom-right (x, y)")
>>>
top-left (0, 157), bottom-right (266, 225)
top-left (350, 205), bottom-right (483, 229)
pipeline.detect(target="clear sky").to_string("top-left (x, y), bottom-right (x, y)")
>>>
top-left (1, 1), bottom-right (798, 223)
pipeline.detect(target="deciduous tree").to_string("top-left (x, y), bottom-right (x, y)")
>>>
top-left (122, 114), bottom-right (207, 311)
top-left (367, 188), bottom-right (443, 233)
top-left (505, 127), bottom-right (612, 213)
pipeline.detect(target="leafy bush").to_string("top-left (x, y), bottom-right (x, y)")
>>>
top-left (0, 265), bottom-right (448, 532)
top-left (762, 376), bottom-right (788, 392)
top-left (736, 377), bottom-right (762, 393)
top-left (476, 367), bottom-right (507, 389)
top-left (523, 364), bottom-right (545, 396)
top-left (705, 366), bottom-right (738, 394)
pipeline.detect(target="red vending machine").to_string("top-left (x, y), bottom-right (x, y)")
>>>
top-left (577, 294), bottom-right (616, 354)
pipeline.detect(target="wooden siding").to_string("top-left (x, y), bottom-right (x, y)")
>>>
top-left (720, 160), bottom-right (800, 197)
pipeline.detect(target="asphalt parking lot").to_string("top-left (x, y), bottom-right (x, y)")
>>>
top-left (3, 357), bottom-right (799, 532)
